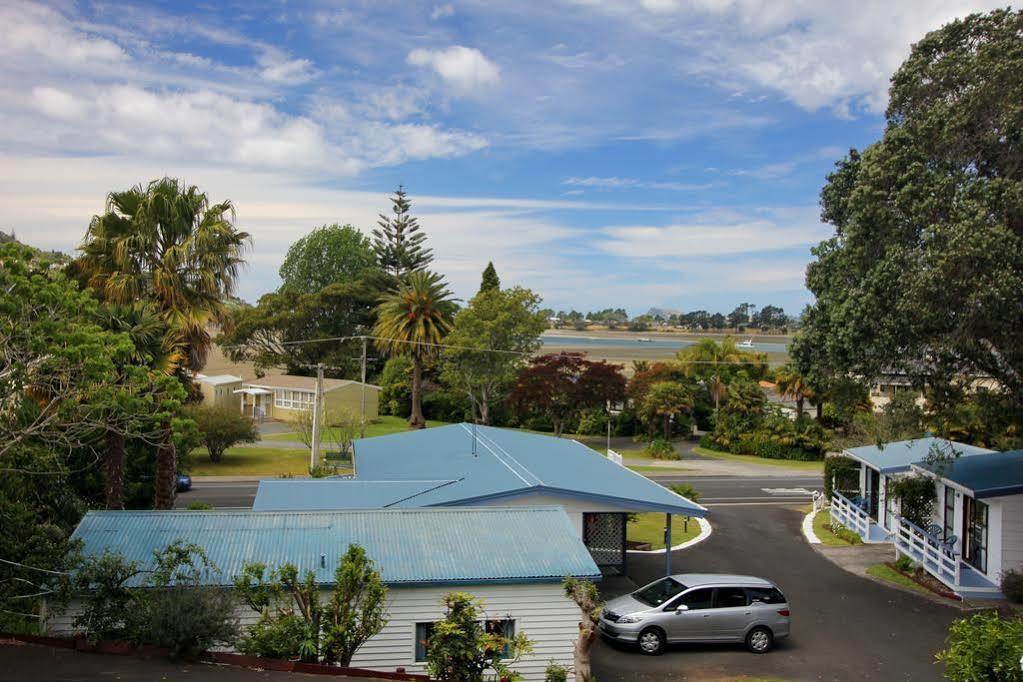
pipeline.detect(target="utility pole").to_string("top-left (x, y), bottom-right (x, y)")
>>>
top-left (360, 336), bottom-right (368, 439)
top-left (311, 363), bottom-right (324, 470)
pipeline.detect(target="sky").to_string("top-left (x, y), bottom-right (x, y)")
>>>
top-left (0, 0), bottom-right (1011, 316)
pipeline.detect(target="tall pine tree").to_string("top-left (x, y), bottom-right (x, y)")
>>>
top-left (479, 261), bottom-right (500, 294)
top-left (372, 186), bottom-right (433, 279)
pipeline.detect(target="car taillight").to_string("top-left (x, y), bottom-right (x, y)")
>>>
top-left (777, 609), bottom-right (790, 617)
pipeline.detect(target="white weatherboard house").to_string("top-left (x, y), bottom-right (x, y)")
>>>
top-left (254, 424), bottom-right (708, 577)
top-left (894, 451), bottom-right (1023, 599)
top-left (49, 507), bottom-right (600, 681)
top-left (830, 437), bottom-right (992, 543)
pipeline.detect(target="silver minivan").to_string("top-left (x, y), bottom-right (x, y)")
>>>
top-left (599, 574), bottom-right (790, 655)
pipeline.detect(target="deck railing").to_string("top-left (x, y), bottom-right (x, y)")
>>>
top-left (893, 515), bottom-right (961, 588)
top-left (830, 491), bottom-right (872, 540)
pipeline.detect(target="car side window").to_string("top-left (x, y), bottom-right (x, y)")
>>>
top-left (669, 587), bottom-right (715, 611)
top-left (747, 587), bottom-right (786, 604)
top-left (713, 586), bottom-right (749, 608)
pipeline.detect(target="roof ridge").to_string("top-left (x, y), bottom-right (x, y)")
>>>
top-left (469, 425), bottom-right (544, 486)
top-left (459, 423), bottom-right (535, 487)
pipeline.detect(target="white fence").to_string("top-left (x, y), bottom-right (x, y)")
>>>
top-left (607, 449), bottom-right (623, 466)
top-left (894, 516), bottom-right (961, 588)
top-left (830, 491), bottom-right (872, 540)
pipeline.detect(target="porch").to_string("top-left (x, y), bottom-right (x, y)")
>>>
top-left (893, 515), bottom-right (1001, 599)
top-left (830, 491), bottom-right (891, 543)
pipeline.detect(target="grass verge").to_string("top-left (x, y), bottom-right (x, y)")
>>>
top-left (694, 446), bottom-right (824, 472)
top-left (185, 446), bottom-right (351, 477)
top-left (263, 416), bottom-right (450, 442)
top-left (628, 464), bottom-right (694, 475)
top-left (627, 512), bottom-right (702, 550)
top-left (866, 563), bottom-right (931, 595)
top-left (812, 507), bottom-right (863, 546)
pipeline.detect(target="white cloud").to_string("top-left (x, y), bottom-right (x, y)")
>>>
top-left (564, 176), bottom-right (710, 192)
top-left (257, 49), bottom-right (316, 84)
top-left (596, 207), bottom-right (830, 258)
top-left (407, 46), bottom-right (500, 95)
top-left (431, 4), bottom-right (456, 20)
top-left (0, 2), bottom-right (126, 69)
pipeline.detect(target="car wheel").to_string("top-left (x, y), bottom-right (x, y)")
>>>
top-left (746, 626), bottom-right (773, 653)
top-left (638, 627), bottom-right (665, 656)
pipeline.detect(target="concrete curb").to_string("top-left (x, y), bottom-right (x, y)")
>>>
top-left (802, 507), bottom-right (822, 544)
top-left (626, 517), bottom-right (712, 555)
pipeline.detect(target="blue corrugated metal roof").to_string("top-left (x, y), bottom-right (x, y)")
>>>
top-left (71, 507), bottom-right (601, 586)
top-left (254, 480), bottom-right (460, 510)
top-left (844, 437), bottom-right (993, 474)
top-left (256, 424), bottom-right (706, 516)
top-left (917, 450), bottom-right (1023, 499)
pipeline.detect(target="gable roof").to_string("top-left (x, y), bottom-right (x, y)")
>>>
top-left (843, 437), bottom-right (993, 475)
top-left (197, 374), bottom-right (243, 386)
top-left (245, 374), bottom-right (380, 392)
top-left (71, 507), bottom-right (600, 587)
top-left (256, 423), bottom-right (706, 516)
top-left (915, 451), bottom-right (1023, 499)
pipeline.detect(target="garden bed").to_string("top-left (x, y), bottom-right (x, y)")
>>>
top-left (882, 562), bottom-right (961, 601)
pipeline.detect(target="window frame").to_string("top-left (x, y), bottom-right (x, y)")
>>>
top-left (412, 618), bottom-right (517, 663)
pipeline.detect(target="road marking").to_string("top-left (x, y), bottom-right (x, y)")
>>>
top-left (761, 487), bottom-right (816, 496)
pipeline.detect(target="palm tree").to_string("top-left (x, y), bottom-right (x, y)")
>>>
top-left (677, 338), bottom-right (760, 414)
top-left (373, 270), bottom-right (456, 429)
top-left (725, 377), bottom-right (767, 414)
top-left (77, 178), bottom-right (249, 508)
top-left (642, 381), bottom-right (694, 440)
top-left (774, 364), bottom-right (814, 419)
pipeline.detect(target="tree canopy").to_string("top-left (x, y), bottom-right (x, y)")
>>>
top-left (372, 186), bottom-right (433, 279)
top-left (479, 262), bottom-right (500, 294)
top-left (795, 9), bottom-right (1023, 408)
top-left (278, 224), bottom-right (376, 294)
top-left (510, 353), bottom-right (626, 436)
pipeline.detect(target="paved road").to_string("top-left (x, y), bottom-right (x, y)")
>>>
top-left (176, 474), bottom-right (824, 510)
top-left (593, 504), bottom-right (959, 681)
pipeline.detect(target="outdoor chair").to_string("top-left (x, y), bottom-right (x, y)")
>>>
top-left (941, 535), bottom-right (958, 555)
top-left (926, 524), bottom-right (943, 539)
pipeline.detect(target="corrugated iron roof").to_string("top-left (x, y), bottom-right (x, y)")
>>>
top-left (844, 437), bottom-right (993, 474)
top-left (256, 424), bottom-right (707, 516)
top-left (253, 480), bottom-right (460, 510)
top-left (70, 507), bottom-right (600, 586)
top-left (244, 375), bottom-right (381, 392)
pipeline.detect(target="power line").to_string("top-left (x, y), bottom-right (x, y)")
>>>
top-left (0, 558), bottom-right (69, 576)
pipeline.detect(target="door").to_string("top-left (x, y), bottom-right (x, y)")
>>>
top-left (662, 588), bottom-right (715, 641)
top-left (867, 468), bottom-right (881, 520)
top-left (963, 496), bottom-right (988, 573)
top-left (706, 586), bottom-right (752, 641)
top-left (943, 485), bottom-right (955, 541)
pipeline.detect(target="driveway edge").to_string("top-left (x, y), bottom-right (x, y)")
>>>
top-left (627, 517), bottom-right (712, 555)
top-left (802, 507), bottom-right (822, 544)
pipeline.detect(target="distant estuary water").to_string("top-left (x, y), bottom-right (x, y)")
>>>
top-left (539, 334), bottom-right (790, 354)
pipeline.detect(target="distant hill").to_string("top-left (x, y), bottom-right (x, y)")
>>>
top-left (646, 306), bottom-right (682, 319)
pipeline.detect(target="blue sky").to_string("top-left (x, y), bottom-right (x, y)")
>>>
top-left (0, 0), bottom-right (1008, 315)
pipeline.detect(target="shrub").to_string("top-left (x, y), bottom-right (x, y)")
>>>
top-left (185, 404), bottom-right (258, 463)
top-left (575, 409), bottom-right (608, 436)
top-left (823, 456), bottom-right (860, 499)
top-left (1002, 569), bottom-right (1023, 604)
top-left (544, 660), bottom-right (570, 682)
top-left (936, 611), bottom-right (1023, 681)
top-left (129, 584), bottom-right (238, 660)
top-left (644, 438), bottom-right (678, 460)
top-left (425, 592), bottom-right (532, 682)
top-left (669, 482), bottom-right (702, 502)
top-left (186, 501), bottom-right (212, 510)
top-left (238, 613), bottom-right (311, 660)
top-left (829, 522), bottom-right (863, 545)
top-left (888, 475), bottom-right (937, 528)
top-left (894, 555), bottom-right (916, 573)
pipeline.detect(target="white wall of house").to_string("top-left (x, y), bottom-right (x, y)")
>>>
top-left (47, 582), bottom-right (581, 682)
top-left (999, 495), bottom-right (1023, 580)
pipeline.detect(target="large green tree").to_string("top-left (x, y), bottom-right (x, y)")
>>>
top-left (372, 186), bottom-right (433, 279)
top-left (677, 338), bottom-right (766, 414)
top-left (76, 178), bottom-right (249, 508)
top-left (441, 286), bottom-right (547, 424)
top-left (373, 270), bottom-right (456, 428)
top-left (796, 9), bottom-right (1023, 409)
top-left (278, 224), bottom-right (376, 294)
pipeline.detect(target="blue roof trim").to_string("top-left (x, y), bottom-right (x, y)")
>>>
top-left (916, 450), bottom-right (1023, 499)
top-left (429, 485), bottom-right (707, 517)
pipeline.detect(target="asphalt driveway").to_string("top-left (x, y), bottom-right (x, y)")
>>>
top-left (592, 504), bottom-right (959, 681)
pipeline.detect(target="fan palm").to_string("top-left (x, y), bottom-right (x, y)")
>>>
top-left (642, 381), bottom-right (694, 440)
top-left (774, 364), bottom-right (814, 419)
top-left (678, 338), bottom-right (750, 413)
top-left (77, 178), bottom-right (249, 508)
top-left (373, 271), bottom-right (456, 429)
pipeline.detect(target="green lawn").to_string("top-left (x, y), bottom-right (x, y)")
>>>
top-left (866, 563), bottom-right (930, 594)
top-left (264, 415), bottom-right (451, 442)
top-left (694, 446), bottom-right (824, 472)
top-left (627, 512), bottom-right (702, 550)
top-left (811, 507), bottom-right (863, 546)
top-left (185, 446), bottom-right (352, 477)
top-left (628, 464), bottom-right (694, 474)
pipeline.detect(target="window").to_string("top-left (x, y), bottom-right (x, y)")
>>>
top-left (714, 587), bottom-right (749, 609)
top-left (274, 388), bottom-right (315, 410)
top-left (413, 619), bottom-right (516, 663)
top-left (414, 622), bottom-right (434, 662)
top-left (746, 587), bottom-right (786, 604)
top-left (634, 577), bottom-right (687, 607)
top-left (668, 587), bottom-right (714, 611)
top-left (965, 497), bottom-right (989, 574)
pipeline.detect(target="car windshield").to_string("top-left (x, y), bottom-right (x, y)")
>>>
top-left (632, 577), bottom-right (687, 607)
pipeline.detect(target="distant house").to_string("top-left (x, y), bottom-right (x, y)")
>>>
top-left (239, 375), bottom-right (380, 423)
top-left (830, 437), bottom-right (993, 544)
top-left (195, 374), bottom-right (243, 411)
top-left (254, 424), bottom-right (707, 576)
top-left (48, 507), bottom-right (598, 681)
top-left (894, 451), bottom-right (1023, 599)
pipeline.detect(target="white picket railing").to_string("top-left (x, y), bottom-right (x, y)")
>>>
top-left (607, 449), bottom-right (623, 466)
top-left (830, 491), bottom-right (873, 540)
top-left (894, 516), bottom-right (961, 588)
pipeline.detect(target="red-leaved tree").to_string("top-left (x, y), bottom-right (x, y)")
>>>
top-left (510, 352), bottom-right (625, 436)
